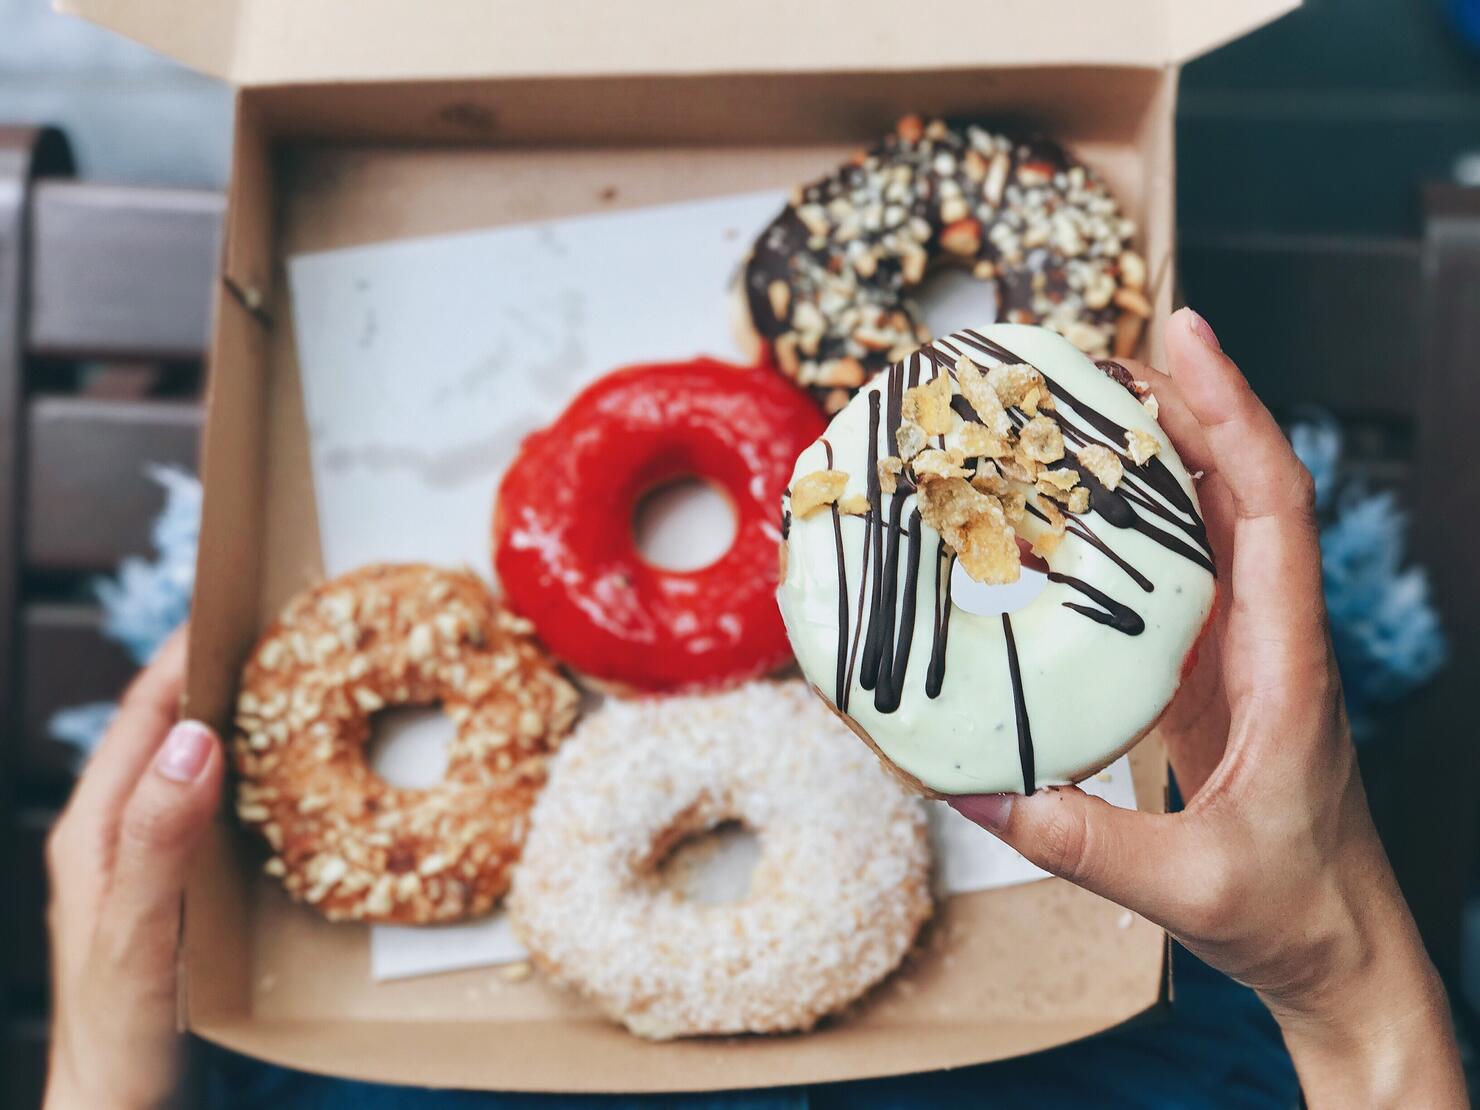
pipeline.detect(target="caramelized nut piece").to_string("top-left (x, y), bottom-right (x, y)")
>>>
top-left (767, 280), bottom-right (791, 321)
top-left (955, 356), bottom-right (1014, 437)
top-left (940, 218), bottom-right (982, 257)
top-left (1018, 415), bottom-right (1065, 464)
top-left (1119, 250), bottom-right (1147, 290)
top-left (791, 469), bottom-right (849, 517)
top-left (1125, 428), bottom-right (1160, 466)
top-left (877, 455), bottom-right (905, 494)
top-left (1074, 444), bottom-right (1124, 490)
top-left (901, 372), bottom-right (956, 436)
top-left (911, 448), bottom-right (970, 480)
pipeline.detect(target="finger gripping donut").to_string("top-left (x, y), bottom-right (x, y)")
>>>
top-left (737, 116), bottom-right (1147, 412)
top-left (509, 682), bottom-right (933, 1039)
top-left (232, 564), bottom-right (580, 923)
top-left (778, 324), bottom-right (1216, 796)
top-left (493, 359), bottom-right (826, 694)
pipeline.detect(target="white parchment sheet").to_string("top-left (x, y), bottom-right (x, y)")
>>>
top-left (287, 191), bottom-right (1137, 981)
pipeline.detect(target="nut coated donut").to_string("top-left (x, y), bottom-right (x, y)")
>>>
top-left (232, 563), bottom-right (580, 924)
top-left (737, 115), bottom-right (1147, 412)
top-left (778, 324), bottom-right (1216, 797)
top-left (508, 681), bottom-right (932, 1039)
top-left (493, 358), bottom-right (826, 694)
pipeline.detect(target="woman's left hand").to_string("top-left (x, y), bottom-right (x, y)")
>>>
top-left (44, 627), bottom-right (224, 1110)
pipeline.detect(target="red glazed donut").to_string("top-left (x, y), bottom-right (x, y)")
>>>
top-left (493, 359), bottom-right (826, 694)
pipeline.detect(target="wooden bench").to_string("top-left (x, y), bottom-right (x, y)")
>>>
top-left (0, 125), bottom-right (220, 1109)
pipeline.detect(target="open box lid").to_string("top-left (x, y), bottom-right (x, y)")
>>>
top-left (59, 0), bottom-right (1296, 86)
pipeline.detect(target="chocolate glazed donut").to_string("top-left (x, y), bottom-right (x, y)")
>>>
top-left (736, 116), bottom-right (1150, 413)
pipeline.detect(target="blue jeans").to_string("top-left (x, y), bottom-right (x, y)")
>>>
top-left (207, 945), bottom-right (1299, 1109)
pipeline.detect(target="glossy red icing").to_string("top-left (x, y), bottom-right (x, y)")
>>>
top-left (493, 359), bottom-right (826, 693)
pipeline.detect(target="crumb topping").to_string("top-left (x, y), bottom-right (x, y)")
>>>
top-left (797, 351), bottom-right (1175, 587)
top-left (508, 682), bottom-right (932, 1039)
top-left (746, 116), bottom-right (1147, 410)
top-left (232, 563), bottom-right (579, 924)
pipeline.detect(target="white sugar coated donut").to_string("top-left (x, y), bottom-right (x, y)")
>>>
top-left (778, 324), bottom-right (1217, 796)
top-left (508, 681), bottom-right (932, 1040)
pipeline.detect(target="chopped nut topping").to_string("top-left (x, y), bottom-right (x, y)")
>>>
top-left (1036, 466), bottom-right (1080, 491)
top-left (940, 218), bottom-right (982, 256)
top-left (911, 448), bottom-right (970, 479)
top-left (767, 280), bottom-right (790, 321)
top-left (957, 422), bottom-right (1011, 459)
top-left (1032, 529), bottom-right (1064, 558)
top-left (970, 467), bottom-right (1010, 498)
top-left (901, 372), bottom-right (956, 436)
top-left (895, 420), bottom-right (927, 461)
top-left (999, 489), bottom-right (1027, 525)
top-left (818, 356), bottom-right (866, 387)
top-left (878, 455), bottom-right (904, 494)
top-left (1114, 287), bottom-right (1152, 318)
top-left (997, 455), bottom-right (1038, 484)
top-left (1119, 250), bottom-right (1147, 290)
top-left (749, 119), bottom-right (1141, 406)
top-left (986, 362), bottom-right (1046, 409)
top-left (1018, 415), bottom-right (1065, 463)
top-left (838, 492), bottom-right (870, 516)
top-left (955, 356), bottom-right (1014, 437)
top-left (1074, 443), bottom-right (1124, 490)
top-left (790, 469), bottom-right (849, 518)
top-left (1125, 428), bottom-right (1161, 466)
top-left (1030, 497), bottom-right (1068, 555)
top-left (916, 476), bottom-right (1020, 584)
top-left (1141, 392), bottom-right (1160, 420)
top-left (1037, 492), bottom-right (1068, 530)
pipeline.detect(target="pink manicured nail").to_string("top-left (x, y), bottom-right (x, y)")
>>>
top-left (154, 720), bottom-right (213, 782)
top-left (1185, 308), bottom-right (1221, 352)
top-left (951, 793), bottom-right (1014, 832)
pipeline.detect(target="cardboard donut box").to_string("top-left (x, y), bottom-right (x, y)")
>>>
top-left (66, 0), bottom-right (1294, 1092)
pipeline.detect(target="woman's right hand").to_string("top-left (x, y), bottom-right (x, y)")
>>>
top-left (953, 308), bottom-right (1466, 1108)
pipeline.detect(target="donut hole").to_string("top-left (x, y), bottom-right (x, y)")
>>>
top-left (365, 705), bottom-right (454, 788)
top-left (632, 476), bottom-right (738, 572)
top-left (651, 818), bottom-right (762, 905)
top-left (949, 540), bottom-right (1050, 618)
top-left (916, 266), bottom-right (1001, 340)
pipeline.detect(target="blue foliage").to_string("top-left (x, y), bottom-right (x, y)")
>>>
top-left (49, 465), bottom-right (199, 760)
top-left (95, 464), bottom-right (200, 665)
top-left (1290, 419), bottom-right (1446, 735)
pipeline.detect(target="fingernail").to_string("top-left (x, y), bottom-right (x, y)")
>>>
top-left (951, 793), bottom-right (1014, 832)
top-left (1184, 308), bottom-right (1221, 353)
top-left (155, 720), bottom-right (213, 783)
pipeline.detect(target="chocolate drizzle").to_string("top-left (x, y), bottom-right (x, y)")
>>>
top-left (860, 392), bottom-right (886, 690)
top-left (876, 509), bottom-right (923, 713)
top-left (1001, 613), bottom-right (1035, 793)
top-left (861, 356), bottom-right (930, 708)
top-left (1047, 572), bottom-right (1145, 635)
top-left (811, 329), bottom-right (1216, 791)
top-left (823, 440), bottom-right (850, 707)
top-left (926, 541), bottom-right (953, 699)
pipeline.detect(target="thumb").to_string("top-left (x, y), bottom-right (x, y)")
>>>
top-left (953, 787), bottom-right (1204, 928)
top-left (103, 720), bottom-right (224, 976)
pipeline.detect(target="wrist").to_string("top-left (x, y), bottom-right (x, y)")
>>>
top-left (1261, 890), bottom-right (1464, 1107)
top-left (44, 1041), bottom-right (164, 1110)
top-left (1275, 964), bottom-right (1462, 1108)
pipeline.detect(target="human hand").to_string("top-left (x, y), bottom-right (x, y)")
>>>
top-left (44, 628), bottom-right (224, 1110)
top-left (953, 309), bottom-right (1466, 1107)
